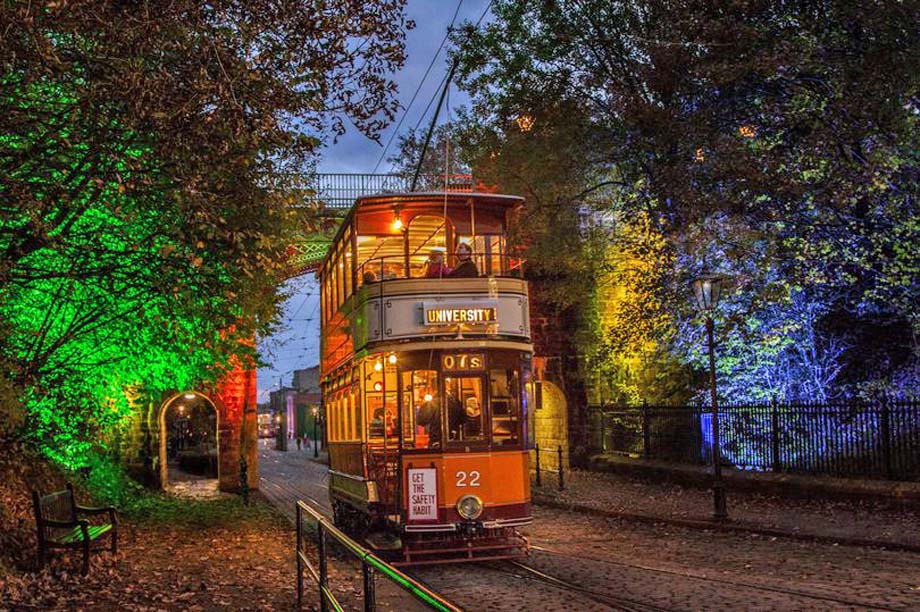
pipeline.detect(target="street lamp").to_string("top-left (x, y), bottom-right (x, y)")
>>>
top-left (691, 272), bottom-right (728, 520)
top-left (311, 406), bottom-right (319, 458)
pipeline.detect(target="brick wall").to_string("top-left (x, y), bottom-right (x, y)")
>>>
top-left (120, 362), bottom-right (259, 493)
top-left (529, 285), bottom-right (590, 463)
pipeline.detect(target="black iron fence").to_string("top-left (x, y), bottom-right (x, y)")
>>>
top-left (589, 397), bottom-right (920, 481)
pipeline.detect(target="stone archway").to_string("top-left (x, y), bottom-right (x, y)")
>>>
top-left (158, 392), bottom-right (220, 495)
top-left (148, 362), bottom-right (259, 494)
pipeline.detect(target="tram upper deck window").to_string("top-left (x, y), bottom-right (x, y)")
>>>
top-left (356, 234), bottom-right (405, 286)
top-left (455, 235), bottom-right (508, 276)
top-left (408, 215), bottom-right (449, 278)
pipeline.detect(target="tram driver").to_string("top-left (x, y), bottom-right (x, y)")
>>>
top-left (417, 390), bottom-right (441, 449)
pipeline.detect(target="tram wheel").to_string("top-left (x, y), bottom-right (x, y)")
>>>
top-left (332, 500), bottom-right (371, 540)
top-left (331, 500), bottom-right (348, 530)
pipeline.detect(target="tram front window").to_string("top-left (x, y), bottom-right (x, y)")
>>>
top-left (445, 376), bottom-right (485, 444)
top-left (401, 370), bottom-right (439, 450)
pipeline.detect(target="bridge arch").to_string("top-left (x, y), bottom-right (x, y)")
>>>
top-left (157, 391), bottom-right (220, 493)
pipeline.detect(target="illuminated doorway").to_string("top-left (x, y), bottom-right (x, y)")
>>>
top-left (158, 392), bottom-right (219, 496)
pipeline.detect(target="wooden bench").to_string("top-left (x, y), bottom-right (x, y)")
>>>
top-left (32, 483), bottom-right (118, 575)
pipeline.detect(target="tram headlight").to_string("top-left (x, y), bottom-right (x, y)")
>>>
top-left (456, 495), bottom-right (483, 520)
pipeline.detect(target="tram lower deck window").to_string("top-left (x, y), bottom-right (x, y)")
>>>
top-left (490, 368), bottom-right (521, 446)
top-left (445, 376), bottom-right (484, 444)
top-left (401, 370), bottom-right (438, 450)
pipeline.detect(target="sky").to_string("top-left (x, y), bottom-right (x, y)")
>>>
top-left (255, 0), bottom-right (492, 403)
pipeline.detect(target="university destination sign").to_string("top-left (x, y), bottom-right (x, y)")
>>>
top-left (422, 300), bottom-right (498, 326)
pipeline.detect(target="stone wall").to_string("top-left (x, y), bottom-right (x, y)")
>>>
top-left (533, 380), bottom-right (569, 469)
top-left (529, 288), bottom-right (590, 464)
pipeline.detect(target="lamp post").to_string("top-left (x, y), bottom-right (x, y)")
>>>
top-left (692, 273), bottom-right (728, 520)
top-left (311, 406), bottom-right (319, 458)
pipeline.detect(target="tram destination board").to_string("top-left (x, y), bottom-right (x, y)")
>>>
top-left (423, 300), bottom-right (498, 326)
top-left (441, 353), bottom-right (485, 371)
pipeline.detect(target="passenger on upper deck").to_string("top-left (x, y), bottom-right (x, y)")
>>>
top-left (448, 243), bottom-right (478, 278)
top-left (425, 249), bottom-right (451, 278)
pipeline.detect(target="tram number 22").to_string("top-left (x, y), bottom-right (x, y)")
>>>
top-left (455, 470), bottom-right (481, 487)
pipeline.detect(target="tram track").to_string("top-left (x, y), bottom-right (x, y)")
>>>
top-left (529, 544), bottom-right (908, 611)
top-left (493, 559), bottom-right (676, 612)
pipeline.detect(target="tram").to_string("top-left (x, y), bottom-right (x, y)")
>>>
top-left (318, 191), bottom-right (536, 564)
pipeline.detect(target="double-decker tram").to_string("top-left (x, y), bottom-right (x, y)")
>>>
top-left (318, 191), bottom-right (536, 564)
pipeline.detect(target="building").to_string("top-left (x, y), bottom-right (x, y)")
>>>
top-left (267, 366), bottom-right (323, 444)
top-left (293, 365), bottom-right (321, 395)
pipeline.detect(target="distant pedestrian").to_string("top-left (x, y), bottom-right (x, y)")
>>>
top-left (296, 435), bottom-right (302, 451)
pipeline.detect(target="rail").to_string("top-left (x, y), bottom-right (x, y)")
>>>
top-left (295, 500), bottom-right (463, 612)
top-left (307, 173), bottom-right (476, 209)
top-left (531, 444), bottom-right (566, 490)
top-left (357, 252), bottom-right (525, 286)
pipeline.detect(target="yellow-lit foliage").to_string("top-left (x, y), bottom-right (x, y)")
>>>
top-left (586, 212), bottom-right (678, 403)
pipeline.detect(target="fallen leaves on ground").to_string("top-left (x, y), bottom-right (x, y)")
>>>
top-left (1, 494), bottom-right (312, 611)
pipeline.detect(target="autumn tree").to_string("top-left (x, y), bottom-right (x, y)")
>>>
top-left (454, 0), bottom-right (920, 399)
top-left (387, 124), bottom-right (471, 190)
top-left (0, 1), bottom-right (412, 462)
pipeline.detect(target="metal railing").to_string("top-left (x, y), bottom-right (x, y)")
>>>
top-left (589, 396), bottom-right (920, 481)
top-left (295, 501), bottom-right (462, 612)
top-left (530, 444), bottom-right (566, 490)
top-left (357, 252), bottom-right (525, 286)
top-left (308, 173), bottom-right (476, 209)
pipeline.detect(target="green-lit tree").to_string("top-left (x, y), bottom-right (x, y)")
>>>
top-left (1, 1), bottom-right (412, 463)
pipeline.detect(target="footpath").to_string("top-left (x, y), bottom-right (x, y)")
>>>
top-left (533, 455), bottom-right (920, 552)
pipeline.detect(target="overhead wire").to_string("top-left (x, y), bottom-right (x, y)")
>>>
top-left (372, 0), bottom-right (465, 173)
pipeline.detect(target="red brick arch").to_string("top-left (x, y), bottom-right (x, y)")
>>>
top-left (156, 361), bottom-right (258, 493)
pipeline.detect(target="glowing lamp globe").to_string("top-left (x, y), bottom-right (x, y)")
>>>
top-left (691, 273), bottom-right (723, 312)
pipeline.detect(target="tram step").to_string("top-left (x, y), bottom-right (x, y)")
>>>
top-left (365, 531), bottom-right (403, 551)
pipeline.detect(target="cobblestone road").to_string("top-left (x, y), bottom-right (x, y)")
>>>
top-left (259, 443), bottom-right (920, 611)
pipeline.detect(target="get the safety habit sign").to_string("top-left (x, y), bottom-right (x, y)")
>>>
top-left (407, 468), bottom-right (438, 521)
